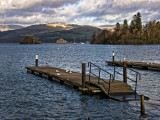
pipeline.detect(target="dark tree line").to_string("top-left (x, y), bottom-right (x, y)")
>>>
top-left (91, 12), bottom-right (160, 44)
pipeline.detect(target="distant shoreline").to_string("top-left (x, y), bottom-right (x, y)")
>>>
top-left (0, 42), bottom-right (160, 45)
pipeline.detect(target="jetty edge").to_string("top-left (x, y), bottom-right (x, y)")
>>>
top-left (106, 61), bottom-right (160, 71)
top-left (25, 63), bottom-right (149, 102)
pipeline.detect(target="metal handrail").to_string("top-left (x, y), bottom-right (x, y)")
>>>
top-left (127, 67), bottom-right (141, 94)
top-left (127, 67), bottom-right (141, 80)
top-left (113, 66), bottom-right (141, 93)
top-left (88, 62), bottom-right (114, 95)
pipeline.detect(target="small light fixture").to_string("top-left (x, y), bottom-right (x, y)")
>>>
top-left (112, 51), bottom-right (115, 56)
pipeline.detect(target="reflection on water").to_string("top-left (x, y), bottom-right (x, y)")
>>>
top-left (0, 43), bottom-right (160, 119)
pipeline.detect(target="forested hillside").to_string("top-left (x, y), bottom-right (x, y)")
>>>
top-left (0, 23), bottom-right (102, 43)
top-left (91, 12), bottom-right (160, 44)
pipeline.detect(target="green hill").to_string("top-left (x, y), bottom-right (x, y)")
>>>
top-left (0, 23), bottom-right (102, 43)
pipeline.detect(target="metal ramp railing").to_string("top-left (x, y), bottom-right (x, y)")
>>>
top-left (113, 65), bottom-right (141, 94)
top-left (88, 62), bottom-right (114, 95)
top-left (87, 62), bottom-right (141, 96)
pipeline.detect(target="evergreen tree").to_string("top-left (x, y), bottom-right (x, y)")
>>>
top-left (156, 21), bottom-right (160, 30)
top-left (91, 12), bottom-right (160, 45)
top-left (122, 19), bottom-right (129, 34)
top-left (123, 19), bottom-right (128, 29)
top-left (130, 20), bottom-right (135, 33)
top-left (135, 12), bottom-right (143, 32)
top-left (115, 22), bottom-right (121, 31)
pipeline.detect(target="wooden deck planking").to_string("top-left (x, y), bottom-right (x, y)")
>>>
top-left (106, 61), bottom-right (160, 71)
top-left (26, 66), bottom-right (135, 94)
top-left (25, 66), bottom-right (144, 101)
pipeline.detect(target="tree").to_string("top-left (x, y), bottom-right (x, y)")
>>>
top-left (19, 35), bottom-right (42, 44)
top-left (156, 21), bottom-right (160, 30)
top-left (130, 20), bottom-right (135, 33)
top-left (135, 12), bottom-right (143, 32)
top-left (123, 19), bottom-right (128, 29)
top-left (91, 12), bottom-right (160, 45)
top-left (115, 22), bottom-right (121, 31)
top-left (122, 19), bottom-right (129, 34)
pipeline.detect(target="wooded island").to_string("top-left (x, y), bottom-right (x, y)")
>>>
top-left (91, 12), bottom-right (160, 45)
top-left (19, 35), bottom-right (42, 44)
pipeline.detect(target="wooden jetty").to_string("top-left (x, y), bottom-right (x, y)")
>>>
top-left (106, 61), bottom-right (160, 71)
top-left (25, 62), bottom-right (149, 102)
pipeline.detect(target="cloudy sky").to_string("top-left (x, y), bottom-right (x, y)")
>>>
top-left (0, 0), bottom-right (160, 26)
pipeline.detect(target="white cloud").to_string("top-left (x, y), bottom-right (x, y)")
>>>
top-left (0, 0), bottom-right (79, 10)
top-left (1, 0), bottom-right (41, 10)
top-left (0, 0), bottom-right (160, 26)
top-left (101, 14), bottom-right (121, 21)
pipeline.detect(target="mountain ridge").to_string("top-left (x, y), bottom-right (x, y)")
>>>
top-left (0, 23), bottom-right (103, 43)
top-left (0, 25), bottom-right (23, 32)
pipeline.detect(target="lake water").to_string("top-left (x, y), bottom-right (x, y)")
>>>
top-left (0, 43), bottom-right (160, 119)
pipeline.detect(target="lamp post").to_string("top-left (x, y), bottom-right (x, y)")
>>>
top-left (112, 51), bottom-right (115, 62)
top-left (112, 51), bottom-right (115, 81)
top-left (35, 54), bottom-right (38, 67)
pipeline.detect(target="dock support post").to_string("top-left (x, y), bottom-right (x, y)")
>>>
top-left (31, 70), bottom-right (34, 74)
top-left (113, 66), bottom-right (115, 81)
top-left (123, 60), bottom-right (127, 83)
top-left (35, 54), bottom-right (38, 67)
top-left (82, 63), bottom-right (86, 88)
top-left (60, 80), bottom-right (64, 84)
top-left (39, 73), bottom-right (42, 77)
top-left (27, 69), bottom-right (30, 73)
top-left (48, 76), bottom-right (52, 80)
top-left (140, 95), bottom-right (146, 116)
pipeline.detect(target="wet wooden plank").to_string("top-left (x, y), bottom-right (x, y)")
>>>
top-left (25, 66), bottom-right (142, 101)
top-left (106, 61), bottom-right (160, 71)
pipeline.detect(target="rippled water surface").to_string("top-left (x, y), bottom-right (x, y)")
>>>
top-left (0, 43), bottom-right (160, 119)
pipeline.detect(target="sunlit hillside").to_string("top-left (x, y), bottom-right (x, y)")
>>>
top-left (46, 23), bottom-right (76, 30)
